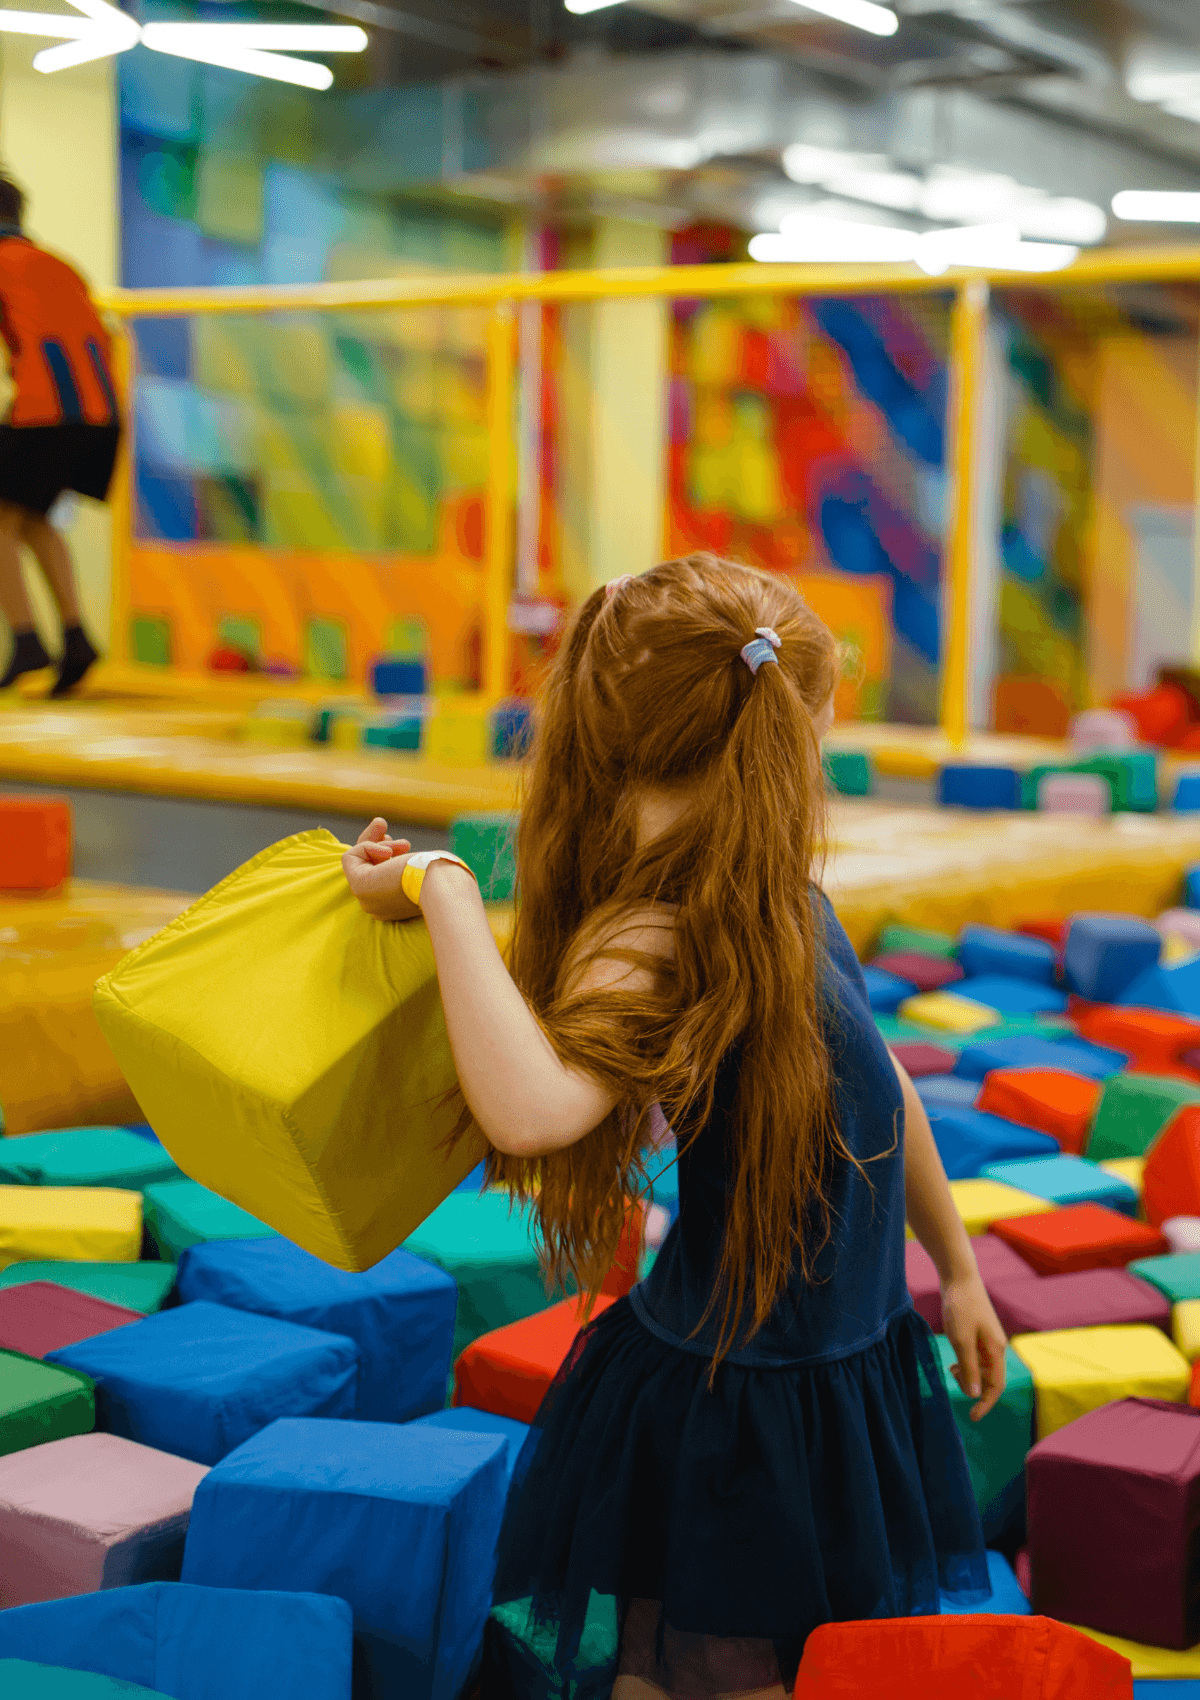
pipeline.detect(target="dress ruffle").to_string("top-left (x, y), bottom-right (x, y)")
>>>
top-left (488, 1295), bottom-right (988, 1689)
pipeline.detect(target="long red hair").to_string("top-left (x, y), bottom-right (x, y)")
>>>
top-left (484, 554), bottom-right (852, 1364)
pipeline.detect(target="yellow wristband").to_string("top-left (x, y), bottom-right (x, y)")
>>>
top-left (400, 849), bottom-right (474, 909)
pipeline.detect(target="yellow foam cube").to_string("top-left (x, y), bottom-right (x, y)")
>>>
top-left (94, 831), bottom-right (487, 1271)
top-left (1173, 1300), bottom-right (1200, 1361)
top-left (424, 707), bottom-right (489, 767)
top-left (947, 1179), bottom-right (1056, 1236)
top-left (1068, 1625), bottom-right (1200, 1678)
top-left (1098, 1157), bottom-right (1145, 1199)
top-left (898, 991), bottom-right (1003, 1034)
top-left (0, 1186), bottom-right (142, 1270)
top-left (1011, 1325), bottom-right (1190, 1438)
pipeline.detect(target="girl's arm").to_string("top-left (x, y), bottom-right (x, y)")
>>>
top-left (342, 821), bottom-right (665, 1157)
top-left (890, 1050), bottom-right (1008, 1421)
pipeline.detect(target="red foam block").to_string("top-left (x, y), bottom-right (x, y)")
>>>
top-left (1074, 1006), bottom-right (1200, 1078)
top-left (453, 1295), bottom-right (615, 1424)
top-left (1144, 1104), bottom-right (1200, 1229)
top-left (793, 1616), bottom-right (1131, 1699)
top-left (0, 796), bottom-right (71, 892)
top-left (990, 1202), bottom-right (1169, 1276)
top-left (975, 1067), bottom-right (1102, 1156)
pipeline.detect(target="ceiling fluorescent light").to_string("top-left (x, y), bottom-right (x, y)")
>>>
top-left (1112, 190), bottom-right (1200, 223)
top-left (33, 32), bottom-right (129, 66)
top-left (755, 215), bottom-right (919, 263)
top-left (144, 33), bottom-right (334, 87)
top-left (916, 224), bottom-right (1077, 275)
top-left (782, 144), bottom-right (888, 185)
top-left (1012, 197), bottom-right (1106, 245)
top-left (822, 169), bottom-right (922, 212)
top-left (564, 0), bottom-right (630, 12)
top-left (142, 21), bottom-right (366, 50)
top-left (785, 0), bottom-right (898, 37)
top-left (0, 8), bottom-right (93, 35)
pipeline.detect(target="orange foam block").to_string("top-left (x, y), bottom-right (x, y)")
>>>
top-left (991, 1202), bottom-right (1169, 1276)
top-left (793, 1616), bottom-right (1132, 1699)
top-left (600, 1206), bottom-right (645, 1299)
top-left (1144, 1106), bottom-right (1200, 1229)
top-left (0, 796), bottom-right (71, 892)
top-left (1074, 1006), bottom-right (1200, 1078)
top-left (453, 1295), bottom-right (615, 1424)
top-left (976, 1068), bottom-right (1102, 1157)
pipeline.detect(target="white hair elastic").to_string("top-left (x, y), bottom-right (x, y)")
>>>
top-left (740, 627), bottom-right (782, 675)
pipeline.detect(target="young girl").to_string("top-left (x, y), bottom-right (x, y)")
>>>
top-left (342, 555), bottom-right (1007, 1699)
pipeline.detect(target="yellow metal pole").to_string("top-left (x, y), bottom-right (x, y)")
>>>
top-left (484, 303), bottom-right (516, 706)
top-left (107, 322), bottom-right (135, 667)
top-left (941, 278), bottom-right (989, 749)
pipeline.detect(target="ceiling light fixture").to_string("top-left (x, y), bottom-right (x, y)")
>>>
top-left (1113, 190), bottom-right (1200, 223)
top-left (564, 0), bottom-right (631, 12)
top-left (751, 215), bottom-right (1077, 274)
top-left (785, 0), bottom-right (899, 38)
top-left (0, 0), bottom-right (366, 86)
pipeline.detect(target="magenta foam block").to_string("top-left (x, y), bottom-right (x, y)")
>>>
top-left (0, 1282), bottom-right (141, 1360)
top-left (892, 1042), bottom-right (958, 1079)
top-left (905, 1240), bottom-right (942, 1330)
top-left (1027, 1397), bottom-right (1200, 1649)
top-left (0, 1431), bottom-right (207, 1606)
top-left (989, 1269), bottom-right (1171, 1336)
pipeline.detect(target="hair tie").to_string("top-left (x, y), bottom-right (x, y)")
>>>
top-left (605, 575), bottom-right (634, 601)
top-left (740, 627), bottom-right (781, 675)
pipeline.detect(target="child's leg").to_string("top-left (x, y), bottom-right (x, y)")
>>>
top-left (612, 1600), bottom-right (789, 1700)
top-left (0, 500), bottom-right (51, 687)
top-left (19, 512), bottom-right (99, 695)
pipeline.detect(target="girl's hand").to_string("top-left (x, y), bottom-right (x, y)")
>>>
top-left (940, 1271), bottom-right (1008, 1422)
top-left (341, 818), bottom-right (420, 923)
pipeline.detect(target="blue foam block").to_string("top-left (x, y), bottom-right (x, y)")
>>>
top-left (644, 1140), bottom-right (679, 1209)
top-left (1133, 1684), bottom-right (1200, 1699)
top-left (0, 1583), bottom-right (353, 1700)
top-left (175, 1239), bottom-right (455, 1424)
top-left (938, 766), bottom-right (1021, 810)
top-left (979, 1154), bottom-right (1138, 1215)
top-left (372, 658), bottom-right (426, 697)
top-left (1188, 865), bottom-right (1200, 909)
top-left (410, 1408), bottom-right (530, 1486)
top-left (1118, 957), bottom-right (1200, 1018)
top-left (47, 1301), bottom-right (358, 1466)
top-left (938, 1550), bottom-right (1029, 1616)
top-left (926, 1107), bottom-right (1060, 1181)
top-left (1174, 775), bottom-right (1200, 814)
top-left (455, 1163), bottom-right (488, 1194)
top-left (915, 1077), bottom-right (980, 1112)
top-left (953, 1034), bottom-right (1128, 1083)
top-left (183, 1417), bottom-right (508, 1700)
top-left (1063, 912), bottom-right (1162, 1003)
top-left (957, 924), bottom-right (1057, 986)
top-left (953, 976), bottom-right (1068, 1016)
top-left (862, 965), bottom-right (916, 1014)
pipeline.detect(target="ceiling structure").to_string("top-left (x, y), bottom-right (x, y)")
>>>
top-left (301, 0), bottom-right (1200, 247)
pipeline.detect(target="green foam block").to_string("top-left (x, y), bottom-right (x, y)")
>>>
top-left (405, 1190), bottom-right (550, 1362)
top-left (0, 1260), bottom-right (176, 1313)
top-left (0, 1662), bottom-right (175, 1700)
top-left (824, 750), bottom-right (872, 797)
top-left (143, 1179), bottom-right (275, 1264)
top-left (451, 812), bottom-right (518, 904)
top-left (1127, 1252), bottom-right (1200, 1304)
top-left (1087, 1073), bottom-right (1200, 1162)
top-left (876, 924), bottom-right (958, 960)
top-left (0, 1349), bottom-right (94, 1458)
top-left (932, 1335), bottom-right (1034, 1527)
top-left (0, 1128), bottom-right (180, 1191)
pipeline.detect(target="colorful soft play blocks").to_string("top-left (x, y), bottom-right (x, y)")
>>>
top-left (1087, 1074), bottom-right (1200, 1162)
top-left (870, 952), bottom-right (963, 994)
top-left (1073, 1006), bottom-right (1200, 1076)
top-left (0, 797), bottom-right (71, 892)
top-left (974, 1069), bottom-right (1102, 1156)
top-left (0, 1283), bottom-right (141, 1361)
top-left (1062, 913), bottom-right (1162, 1004)
top-left (980, 1155), bottom-right (1137, 1215)
top-left (0, 1188), bottom-right (142, 1272)
top-left (937, 765), bottom-right (1021, 810)
top-left (990, 1202), bottom-right (1168, 1276)
top-left (1143, 1105), bottom-right (1200, 1228)
top-left (927, 1108), bottom-right (1059, 1181)
top-left (957, 926), bottom-right (1056, 985)
top-left (1011, 1324), bottom-right (1190, 1436)
top-left (930, 1335), bottom-right (1034, 1543)
top-left (453, 1296), bottom-right (615, 1425)
top-left (987, 1269), bottom-right (1169, 1337)
top-left (450, 812), bottom-right (518, 904)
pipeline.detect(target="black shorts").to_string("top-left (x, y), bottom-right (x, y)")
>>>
top-left (0, 421), bottom-right (121, 517)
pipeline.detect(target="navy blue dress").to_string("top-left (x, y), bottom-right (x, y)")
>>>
top-left (485, 894), bottom-right (987, 1695)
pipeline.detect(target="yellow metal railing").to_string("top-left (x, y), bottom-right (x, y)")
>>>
top-left (100, 244), bottom-right (1200, 736)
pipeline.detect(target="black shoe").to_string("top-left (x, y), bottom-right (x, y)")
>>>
top-left (0, 627), bottom-right (52, 689)
top-left (51, 624), bottom-right (99, 697)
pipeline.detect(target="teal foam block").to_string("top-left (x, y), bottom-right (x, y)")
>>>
top-left (0, 1263), bottom-right (176, 1313)
top-left (0, 1129), bottom-right (179, 1192)
top-left (143, 1179), bottom-right (276, 1264)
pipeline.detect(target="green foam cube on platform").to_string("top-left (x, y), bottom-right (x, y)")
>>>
top-left (1087, 1073), bottom-right (1200, 1161)
top-left (0, 1349), bottom-right (94, 1457)
top-left (931, 1335), bottom-right (1034, 1530)
top-left (305, 617), bottom-right (349, 683)
top-left (404, 1190), bottom-right (549, 1361)
top-left (876, 924), bottom-right (958, 960)
top-left (143, 1178), bottom-right (275, 1264)
top-left (1023, 752), bottom-right (1159, 814)
top-left (131, 615), bottom-right (172, 668)
top-left (450, 812), bottom-right (518, 903)
top-left (194, 151), bottom-right (264, 247)
top-left (363, 720), bottom-right (421, 752)
top-left (0, 1128), bottom-right (180, 1192)
top-left (823, 750), bottom-right (872, 797)
top-left (1127, 1252), bottom-right (1200, 1304)
top-left (0, 1261), bottom-right (177, 1313)
top-left (0, 1661), bottom-right (175, 1700)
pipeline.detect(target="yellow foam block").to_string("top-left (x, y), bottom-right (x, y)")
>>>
top-left (1099, 1157), bottom-right (1145, 1199)
top-left (0, 1186), bottom-right (142, 1270)
top-left (948, 1179), bottom-right (1056, 1236)
top-left (898, 991), bottom-right (1003, 1035)
top-left (1012, 1325), bottom-right (1191, 1438)
top-left (1068, 1625), bottom-right (1200, 1678)
top-left (424, 708), bottom-right (489, 767)
top-left (1173, 1300), bottom-right (1200, 1361)
top-left (93, 830), bottom-right (487, 1271)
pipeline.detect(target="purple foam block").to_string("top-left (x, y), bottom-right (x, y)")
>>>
top-left (905, 1240), bottom-right (942, 1330)
top-left (989, 1268), bottom-right (1171, 1336)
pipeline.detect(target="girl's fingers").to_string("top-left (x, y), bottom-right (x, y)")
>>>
top-left (954, 1333), bottom-right (981, 1404)
top-left (356, 817), bottom-right (389, 846)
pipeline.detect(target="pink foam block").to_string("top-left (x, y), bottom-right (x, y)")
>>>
top-left (0, 1431), bottom-right (208, 1607)
top-left (0, 1281), bottom-right (141, 1359)
top-left (1158, 910), bottom-right (1200, 950)
top-left (905, 1240), bottom-right (942, 1330)
top-left (1036, 773), bottom-right (1111, 817)
top-left (989, 1269), bottom-right (1171, 1336)
top-left (1068, 710), bottom-right (1138, 754)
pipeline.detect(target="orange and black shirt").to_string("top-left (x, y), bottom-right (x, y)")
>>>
top-left (0, 230), bottom-right (118, 429)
